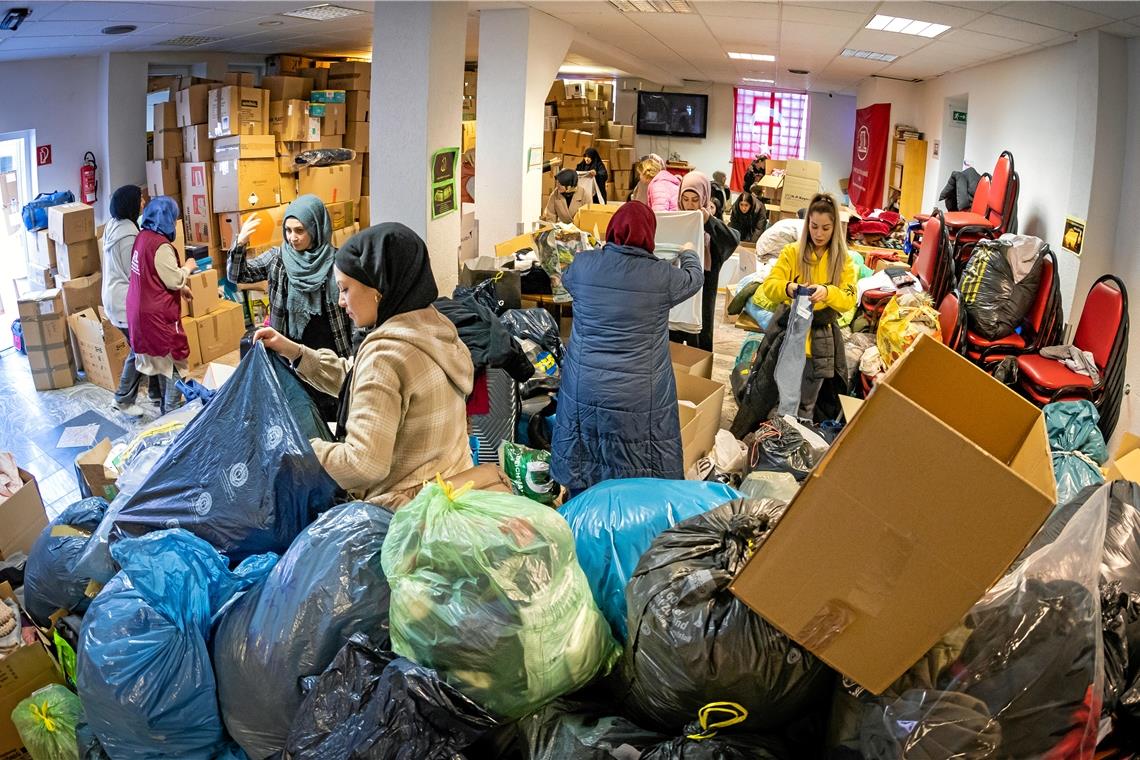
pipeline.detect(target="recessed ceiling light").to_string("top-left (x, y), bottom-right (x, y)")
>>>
top-left (258, 20), bottom-right (284, 27)
top-left (158, 35), bottom-right (218, 47)
top-left (281, 4), bottom-right (367, 21)
top-left (866, 14), bottom-right (950, 38)
top-left (609, 0), bottom-right (693, 12)
top-left (743, 77), bottom-right (774, 84)
top-left (728, 52), bottom-right (775, 62)
top-left (102, 24), bottom-right (136, 35)
top-left (842, 48), bottom-right (899, 62)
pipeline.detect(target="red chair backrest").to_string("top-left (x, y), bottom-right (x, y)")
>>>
top-left (913, 215), bottom-right (942, 289)
top-left (938, 291), bottom-right (961, 349)
top-left (1024, 252), bottom-right (1055, 337)
top-left (971, 175), bottom-right (990, 215)
top-left (1074, 279), bottom-right (1125, 369)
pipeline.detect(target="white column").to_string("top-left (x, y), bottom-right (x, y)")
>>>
top-left (473, 8), bottom-right (571, 257)
top-left (371, 1), bottom-right (467, 295)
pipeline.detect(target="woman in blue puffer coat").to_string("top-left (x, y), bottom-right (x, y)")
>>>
top-left (551, 202), bottom-right (704, 495)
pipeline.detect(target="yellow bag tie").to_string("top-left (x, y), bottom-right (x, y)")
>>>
top-left (685, 701), bottom-right (749, 741)
top-left (31, 702), bottom-right (57, 733)
top-left (434, 474), bottom-right (475, 503)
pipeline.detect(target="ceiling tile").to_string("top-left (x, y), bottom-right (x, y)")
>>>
top-left (779, 20), bottom-right (855, 49)
top-left (873, 1), bottom-right (986, 26)
top-left (788, 1), bottom-right (881, 12)
top-left (1073, 2), bottom-right (1140, 20)
top-left (992, 1), bottom-right (1113, 31)
top-left (846, 28), bottom-right (937, 54)
top-left (702, 16), bottom-right (778, 44)
top-left (963, 13), bottom-right (1064, 42)
top-left (820, 57), bottom-right (892, 75)
top-left (695, 1), bottom-right (779, 19)
top-left (36, 2), bottom-right (203, 22)
top-left (1100, 20), bottom-right (1140, 37)
top-left (940, 28), bottom-right (1034, 53)
top-left (6, 19), bottom-right (168, 36)
top-left (779, 4), bottom-right (870, 27)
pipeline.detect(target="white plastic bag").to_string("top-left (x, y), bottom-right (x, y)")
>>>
top-left (655, 211), bottom-right (706, 334)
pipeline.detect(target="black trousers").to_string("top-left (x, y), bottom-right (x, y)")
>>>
top-left (668, 267), bottom-right (722, 352)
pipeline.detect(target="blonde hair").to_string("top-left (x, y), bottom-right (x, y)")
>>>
top-left (796, 192), bottom-right (848, 286)
top-left (640, 156), bottom-right (663, 179)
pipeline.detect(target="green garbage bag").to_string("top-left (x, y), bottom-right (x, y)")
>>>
top-left (382, 480), bottom-right (620, 719)
top-left (11, 684), bottom-right (83, 760)
top-left (1044, 400), bottom-right (1108, 506)
top-left (499, 441), bottom-right (557, 505)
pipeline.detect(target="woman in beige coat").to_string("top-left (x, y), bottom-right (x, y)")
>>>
top-left (543, 169), bottom-right (588, 224)
top-left (255, 223), bottom-right (474, 508)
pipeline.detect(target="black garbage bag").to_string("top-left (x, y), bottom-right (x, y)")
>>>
top-left (213, 502), bottom-right (394, 759)
top-left (959, 235), bottom-right (1043, 341)
top-left (501, 308), bottom-right (564, 364)
top-left (621, 499), bottom-right (834, 735)
top-left (76, 343), bottom-right (339, 583)
top-left (24, 496), bottom-right (107, 625)
top-left (77, 724), bottom-right (112, 760)
top-left (746, 417), bottom-right (819, 481)
top-left (282, 633), bottom-right (497, 760)
top-left (641, 734), bottom-right (787, 760)
top-left (435, 296), bottom-right (534, 382)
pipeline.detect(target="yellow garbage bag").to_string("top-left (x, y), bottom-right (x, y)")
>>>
top-left (876, 291), bottom-right (942, 368)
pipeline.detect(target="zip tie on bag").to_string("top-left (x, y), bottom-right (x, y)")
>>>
top-left (31, 702), bottom-right (58, 733)
top-left (685, 701), bottom-right (749, 741)
top-left (434, 474), bottom-right (475, 502)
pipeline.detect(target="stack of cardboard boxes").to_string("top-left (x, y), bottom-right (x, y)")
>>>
top-left (330, 60), bottom-right (370, 223)
top-left (755, 159), bottom-right (823, 225)
top-left (179, 266), bottom-right (245, 369)
top-left (46, 203), bottom-right (103, 377)
top-left (17, 288), bottom-right (75, 391)
top-left (542, 79), bottom-right (635, 204)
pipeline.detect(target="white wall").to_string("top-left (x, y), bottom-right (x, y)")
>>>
top-left (0, 57), bottom-right (104, 216)
top-left (806, 92), bottom-right (856, 197)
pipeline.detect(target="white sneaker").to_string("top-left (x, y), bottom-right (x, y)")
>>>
top-left (114, 402), bottom-right (146, 417)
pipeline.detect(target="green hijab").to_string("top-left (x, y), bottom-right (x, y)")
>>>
top-left (279, 194), bottom-right (337, 340)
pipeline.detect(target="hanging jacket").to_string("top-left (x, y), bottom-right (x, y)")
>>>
top-left (551, 244), bottom-right (703, 491)
top-left (295, 306), bottom-right (474, 508)
top-left (101, 218), bottom-right (138, 329)
top-left (938, 168), bottom-right (982, 212)
top-left (125, 229), bottom-right (189, 361)
top-left (647, 171), bottom-right (681, 212)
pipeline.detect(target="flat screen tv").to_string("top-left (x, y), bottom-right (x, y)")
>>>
top-left (636, 91), bottom-right (709, 138)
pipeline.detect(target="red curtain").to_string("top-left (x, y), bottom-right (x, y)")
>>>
top-left (848, 103), bottom-right (891, 215)
top-left (730, 157), bottom-right (753, 193)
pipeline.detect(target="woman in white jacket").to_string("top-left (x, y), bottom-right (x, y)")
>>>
top-left (101, 185), bottom-right (153, 416)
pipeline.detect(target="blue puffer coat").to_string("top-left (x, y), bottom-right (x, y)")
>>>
top-left (551, 244), bottom-right (704, 491)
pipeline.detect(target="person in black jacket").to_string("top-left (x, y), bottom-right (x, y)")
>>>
top-left (577, 148), bottom-right (609, 203)
top-left (670, 171), bottom-right (740, 351)
top-left (730, 191), bottom-right (765, 243)
top-left (711, 171), bottom-right (731, 218)
top-left (742, 154), bottom-right (767, 196)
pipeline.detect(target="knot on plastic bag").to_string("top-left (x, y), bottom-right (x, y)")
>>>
top-left (30, 702), bottom-right (58, 734)
top-left (433, 474), bottom-right (475, 503)
top-left (684, 701), bottom-right (749, 740)
top-left (726, 512), bottom-right (774, 565)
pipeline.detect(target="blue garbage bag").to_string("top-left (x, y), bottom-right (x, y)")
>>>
top-left (77, 530), bottom-right (275, 760)
top-left (24, 497), bottom-right (107, 626)
top-left (1045, 400), bottom-right (1108, 506)
top-left (558, 479), bottom-right (740, 641)
top-left (75, 343), bottom-right (338, 583)
top-left (212, 502), bottom-right (394, 759)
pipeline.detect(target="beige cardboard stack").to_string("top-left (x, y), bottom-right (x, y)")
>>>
top-left (756, 159), bottom-right (823, 224)
top-left (29, 230), bottom-right (56, 291)
top-left (17, 289), bottom-right (76, 390)
top-left (151, 101), bottom-right (182, 161)
top-left (265, 74), bottom-right (321, 223)
top-left (542, 78), bottom-right (630, 203)
top-left (265, 54), bottom-right (313, 76)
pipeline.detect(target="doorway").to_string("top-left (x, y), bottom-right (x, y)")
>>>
top-left (935, 95), bottom-right (969, 208)
top-left (0, 131), bottom-right (35, 353)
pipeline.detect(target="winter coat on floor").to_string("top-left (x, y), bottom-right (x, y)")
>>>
top-left (296, 306), bottom-right (474, 508)
top-left (646, 170), bottom-right (681, 212)
top-left (551, 241), bottom-right (704, 491)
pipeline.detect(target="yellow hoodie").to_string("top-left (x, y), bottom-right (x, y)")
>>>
top-left (760, 241), bottom-right (858, 354)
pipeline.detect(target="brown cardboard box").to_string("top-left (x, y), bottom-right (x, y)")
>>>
top-left (546, 79), bottom-right (566, 103)
top-left (67, 308), bottom-right (129, 392)
top-left (0, 582), bottom-right (63, 757)
top-left (550, 129), bottom-right (566, 154)
top-left (217, 205), bottom-right (287, 250)
top-left (613, 148), bottom-right (635, 171)
top-left (314, 134), bottom-right (343, 150)
top-left (28, 262), bottom-right (54, 291)
top-left (594, 138), bottom-right (619, 155)
top-left (675, 371), bottom-right (725, 471)
top-left (1107, 434), bottom-right (1140, 481)
top-left (212, 159), bottom-right (281, 213)
top-left (329, 61), bottom-right (371, 91)
top-left (319, 102), bottom-right (347, 136)
top-left (279, 173), bottom-right (298, 203)
top-left (785, 158), bottom-right (823, 181)
top-left (0, 471), bottom-right (47, 560)
top-left (56, 239), bottom-right (100, 280)
top-left (348, 158), bottom-right (363, 200)
top-left (209, 86), bottom-right (269, 138)
top-left (266, 54), bottom-right (310, 76)
top-left (176, 84), bottom-right (212, 127)
top-left (213, 134), bottom-right (276, 162)
top-left (269, 100), bottom-right (312, 142)
top-left (564, 130), bottom-right (594, 155)
top-left (358, 196), bottom-right (370, 228)
top-left (344, 120), bottom-right (368, 153)
top-left (603, 123), bottom-right (635, 146)
top-left (669, 343), bottom-right (714, 380)
top-left (47, 202), bottom-right (94, 244)
top-left (17, 289), bottom-right (75, 390)
top-left (146, 159), bottom-right (180, 197)
top-left (757, 174), bottom-right (782, 200)
top-left (181, 315), bottom-right (202, 368)
top-left (780, 175), bottom-right (821, 213)
top-left (182, 124), bottom-right (213, 162)
top-left (195, 300), bottom-right (245, 364)
top-left (730, 335), bottom-right (1057, 694)
top-left (152, 128), bottom-right (183, 160)
top-left (298, 66), bottom-right (329, 90)
top-left (326, 200), bottom-right (356, 231)
top-left (153, 101), bottom-right (177, 133)
top-left (76, 439), bottom-right (119, 501)
top-left (262, 75), bottom-right (313, 103)
top-left (224, 71), bottom-right (255, 87)
top-left (331, 222), bottom-right (359, 248)
top-left (182, 267), bottom-right (220, 318)
top-left (298, 164), bottom-right (352, 205)
top-left (572, 203), bottom-right (619, 238)
top-left (58, 271), bottom-right (101, 316)
top-left (346, 90), bottom-right (369, 122)
top-left (612, 169), bottom-right (631, 190)
top-left (32, 230), bottom-right (56, 269)
top-left (180, 162), bottom-right (220, 250)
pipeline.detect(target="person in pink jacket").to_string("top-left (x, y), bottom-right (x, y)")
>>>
top-left (640, 155), bottom-right (681, 212)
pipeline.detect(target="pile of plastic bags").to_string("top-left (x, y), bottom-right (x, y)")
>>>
top-left (876, 291), bottom-right (942, 369)
top-left (23, 497), bottom-right (107, 626)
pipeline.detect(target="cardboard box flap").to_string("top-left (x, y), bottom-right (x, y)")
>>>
top-left (0, 470), bottom-right (48, 561)
top-left (1107, 433), bottom-right (1140, 481)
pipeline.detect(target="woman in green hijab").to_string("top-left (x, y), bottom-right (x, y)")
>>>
top-left (227, 194), bottom-right (352, 418)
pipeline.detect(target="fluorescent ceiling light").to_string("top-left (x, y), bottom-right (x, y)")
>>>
top-left (281, 4), bottom-right (367, 21)
top-left (559, 65), bottom-right (619, 76)
top-left (609, 0), bottom-right (693, 12)
top-left (743, 77), bottom-right (774, 84)
top-left (728, 52), bottom-right (776, 62)
top-left (866, 14), bottom-right (950, 38)
top-left (842, 48), bottom-right (899, 62)
top-left (159, 35), bottom-right (218, 47)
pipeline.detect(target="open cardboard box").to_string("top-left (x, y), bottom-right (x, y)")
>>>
top-left (77, 438), bottom-right (119, 501)
top-left (670, 342), bottom-right (714, 380)
top-left (572, 203), bottom-right (620, 239)
top-left (0, 582), bottom-right (65, 757)
top-left (1107, 433), bottom-right (1140, 481)
top-left (675, 370), bottom-right (725, 472)
top-left (731, 334), bottom-right (1057, 694)
top-left (0, 469), bottom-right (47, 561)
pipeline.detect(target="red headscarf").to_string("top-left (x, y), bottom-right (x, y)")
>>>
top-left (605, 201), bottom-right (657, 254)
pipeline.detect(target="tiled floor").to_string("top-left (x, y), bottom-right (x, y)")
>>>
top-left (0, 347), bottom-right (154, 519)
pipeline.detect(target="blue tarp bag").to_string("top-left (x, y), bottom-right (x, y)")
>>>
top-left (23, 496), bottom-right (107, 626)
top-left (75, 343), bottom-right (338, 583)
top-left (77, 530), bottom-right (276, 760)
top-left (21, 190), bottom-right (74, 231)
top-left (558, 478), bottom-right (740, 641)
top-left (1045, 400), bottom-right (1108, 506)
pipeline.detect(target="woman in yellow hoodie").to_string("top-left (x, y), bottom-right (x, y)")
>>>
top-left (731, 193), bottom-right (856, 433)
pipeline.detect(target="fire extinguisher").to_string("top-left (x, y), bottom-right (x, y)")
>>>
top-left (80, 151), bottom-right (98, 205)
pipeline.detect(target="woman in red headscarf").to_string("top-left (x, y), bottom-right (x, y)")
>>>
top-left (550, 202), bottom-right (704, 495)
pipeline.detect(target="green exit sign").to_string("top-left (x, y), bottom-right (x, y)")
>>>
top-left (952, 110), bottom-right (968, 123)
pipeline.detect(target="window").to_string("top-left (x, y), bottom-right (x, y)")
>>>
top-left (733, 87), bottom-right (810, 161)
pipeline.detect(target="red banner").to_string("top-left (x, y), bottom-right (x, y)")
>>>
top-left (848, 103), bottom-right (890, 215)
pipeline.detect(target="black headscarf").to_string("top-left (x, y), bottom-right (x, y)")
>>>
top-left (555, 169), bottom-right (578, 188)
top-left (109, 185), bottom-right (142, 224)
top-left (334, 222), bottom-right (439, 330)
